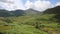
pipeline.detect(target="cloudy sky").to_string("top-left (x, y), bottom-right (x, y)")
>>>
top-left (0, 0), bottom-right (60, 11)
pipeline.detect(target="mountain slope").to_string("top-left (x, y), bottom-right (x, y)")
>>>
top-left (0, 9), bottom-right (41, 17)
top-left (44, 6), bottom-right (60, 14)
top-left (43, 6), bottom-right (60, 23)
top-left (0, 10), bottom-right (25, 17)
top-left (24, 9), bottom-right (41, 15)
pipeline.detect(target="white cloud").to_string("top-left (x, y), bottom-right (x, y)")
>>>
top-left (25, 0), bottom-right (33, 9)
top-left (55, 2), bottom-right (60, 6)
top-left (0, 0), bottom-right (25, 11)
top-left (25, 0), bottom-right (52, 11)
top-left (34, 0), bottom-right (52, 11)
top-left (0, 0), bottom-right (56, 11)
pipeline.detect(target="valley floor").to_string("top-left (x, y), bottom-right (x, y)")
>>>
top-left (0, 14), bottom-right (60, 34)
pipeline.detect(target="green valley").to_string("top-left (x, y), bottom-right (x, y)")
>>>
top-left (0, 6), bottom-right (60, 34)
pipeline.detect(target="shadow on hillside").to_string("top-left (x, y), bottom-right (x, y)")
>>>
top-left (52, 15), bottom-right (60, 23)
top-left (0, 32), bottom-right (5, 34)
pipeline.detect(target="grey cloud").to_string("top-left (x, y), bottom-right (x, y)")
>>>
top-left (0, 0), bottom-right (13, 4)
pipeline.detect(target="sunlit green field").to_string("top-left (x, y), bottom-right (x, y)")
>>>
top-left (0, 14), bottom-right (60, 34)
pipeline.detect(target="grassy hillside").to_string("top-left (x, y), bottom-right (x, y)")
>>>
top-left (0, 6), bottom-right (60, 34)
top-left (0, 14), bottom-right (60, 34)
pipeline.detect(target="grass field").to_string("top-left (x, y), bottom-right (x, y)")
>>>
top-left (0, 14), bottom-right (60, 34)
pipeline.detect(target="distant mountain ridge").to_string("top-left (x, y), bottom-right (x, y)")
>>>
top-left (0, 6), bottom-right (60, 17)
top-left (0, 9), bottom-right (25, 17)
top-left (0, 9), bottom-right (40, 17)
top-left (24, 9), bottom-right (41, 15)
